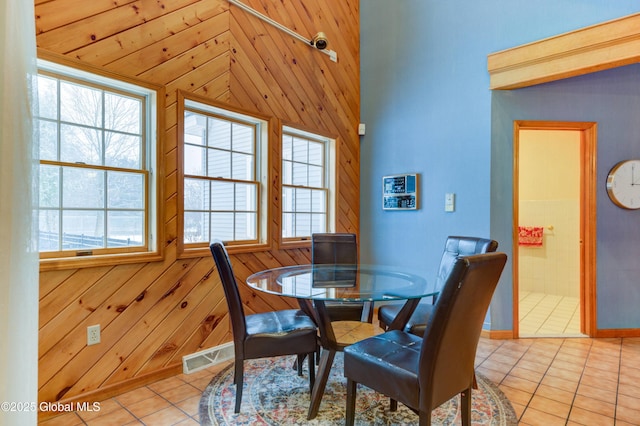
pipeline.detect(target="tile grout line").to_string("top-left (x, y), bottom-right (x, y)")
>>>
top-left (142, 381), bottom-right (203, 424)
top-left (509, 339), bottom-right (565, 423)
top-left (613, 339), bottom-right (623, 425)
top-left (560, 337), bottom-right (593, 425)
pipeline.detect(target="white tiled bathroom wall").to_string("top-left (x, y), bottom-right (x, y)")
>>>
top-left (518, 199), bottom-right (583, 337)
top-left (518, 199), bottom-right (580, 297)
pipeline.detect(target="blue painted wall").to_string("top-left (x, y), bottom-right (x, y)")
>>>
top-left (360, 1), bottom-right (640, 330)
top-left (492, 65), bottom-right (640, 330)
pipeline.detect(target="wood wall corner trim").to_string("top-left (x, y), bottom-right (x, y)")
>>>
top-left (488, 13), bottom-right (640, 90)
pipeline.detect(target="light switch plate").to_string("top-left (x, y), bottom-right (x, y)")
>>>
top-left (445, 193), bottom-right (455, 212)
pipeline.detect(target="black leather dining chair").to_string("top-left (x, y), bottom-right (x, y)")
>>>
top-left (311, 233), bottom-right (373, 322)
top-left (209, 240), bottom-right (318, 413)
top-left (344, 252), bottom-right (507, 425)
top-left (378, 236), bottom-right (498, 336)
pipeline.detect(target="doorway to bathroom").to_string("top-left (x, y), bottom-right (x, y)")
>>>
top-left (513, 121), bottom-right (597, 338)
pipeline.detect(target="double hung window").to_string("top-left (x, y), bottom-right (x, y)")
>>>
top-left (180, 95), bottom-right (267, 251)
top-left (36, 60), bottom-right (158, 261)
top-left (282, 128), bottom-right (335, 240)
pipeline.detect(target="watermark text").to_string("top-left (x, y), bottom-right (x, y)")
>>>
top-left (1, 401), bottom-right (101, 413)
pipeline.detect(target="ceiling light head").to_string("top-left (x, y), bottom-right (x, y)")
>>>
top-left (311, 32), bottom-right (328, 50)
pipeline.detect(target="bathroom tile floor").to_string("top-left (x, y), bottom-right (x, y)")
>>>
top-left (39, 323), bottom-right (640, 425)
top-left (519, 291), bottom-right (584, 337)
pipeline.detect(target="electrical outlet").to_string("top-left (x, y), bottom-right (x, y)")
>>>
top-left (87, 324), bottom-right (100, 346)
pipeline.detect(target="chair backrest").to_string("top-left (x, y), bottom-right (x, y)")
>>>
top-left (311, 233), bottom-right (358, 265)
top-left (435, 236), bottom-right (498, 288)
top-left (209, 240), bottom-right (247, 346)
top-left (419, 252), bottom-right (507, 411)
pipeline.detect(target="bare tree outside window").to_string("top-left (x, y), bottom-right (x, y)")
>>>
top-left (36, 70), bottom-right (149, 256)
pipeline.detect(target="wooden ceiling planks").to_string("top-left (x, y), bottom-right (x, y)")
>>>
top-left (37, 0), bottom-right (182, 54)
top-left (195, 73), bottom-right (231, 102)
top-left (104, 12), bottom-right (228, 76)
top-left (229, 14), bottom-right (302, 121)
top-left (249, 0), bottom-right (357, 135)
top-left (287, 0), bottom-right (359, 94)
top-left (35, 0), bottom-right (139, 34)
top-left (164, 52), bottom-right (231, 106)
top-left (137, 30), bottom-right (231, 85)
top-left (70, 1), bottom-right (226, 66)
top-left (35, 0), bottom-right (359, 409)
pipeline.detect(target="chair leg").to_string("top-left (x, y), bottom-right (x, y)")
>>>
top-left (461, 388), bottom-right (472, 425)
top-left (418, 410), bottom-right (432, 426)
top-left (294, 353), bottom-right (318, 373)
top-left (346, 378), bottom-right (357, 426)
top-left (296, 354), bottom-right (304, 376)
top-left (233, 359), bottom-right (244, 414)
top-left (292, 354), bottom-right (301, 372)
top-left (390, 398), bottom-right (397, 411)
top-left (307, 351), bottom-right (316, 390)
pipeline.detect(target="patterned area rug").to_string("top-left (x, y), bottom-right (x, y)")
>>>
top-left (199, 353), bottom-right (518, 425)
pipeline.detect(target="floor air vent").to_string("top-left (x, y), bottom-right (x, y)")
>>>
top-left (182, 342), bottom-right (234, 374)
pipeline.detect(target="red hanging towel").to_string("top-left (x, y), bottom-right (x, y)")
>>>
top-left (518, 226), bottom-right (544, 247)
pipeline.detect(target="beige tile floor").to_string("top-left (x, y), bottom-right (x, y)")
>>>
top-left (519, 291), bottom-right (583, 338)
top-left (39, 323), bottom-right (640, 425)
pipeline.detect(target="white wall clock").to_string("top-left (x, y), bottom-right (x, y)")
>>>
top-left (606, 159), bottom-right (640, 209)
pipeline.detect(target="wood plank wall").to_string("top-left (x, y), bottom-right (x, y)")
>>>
top-left (35, 0), bottom-right (360, 407)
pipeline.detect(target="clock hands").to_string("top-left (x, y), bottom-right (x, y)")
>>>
top-left (633, 163), bottom-right (640, 186)
top-left (607, 160), bottom-right (640, 209)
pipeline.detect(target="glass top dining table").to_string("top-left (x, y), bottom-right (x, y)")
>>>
top-left (246, 263), bottom-right (436, 419)
top-left (246, 263), bottom-right (434, 301)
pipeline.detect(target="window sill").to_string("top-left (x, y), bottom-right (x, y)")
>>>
top-left (278, 238), bottom-right (312, 250)
top-left (178, 242), bottom-right (273, 259)
top-left (40, 251), bottom-right (163, 272)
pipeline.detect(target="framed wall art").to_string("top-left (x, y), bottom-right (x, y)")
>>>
top-left (382, 173), bottom-right (419, 210)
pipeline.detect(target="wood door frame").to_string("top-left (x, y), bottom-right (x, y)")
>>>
top-left (513, 121), bottom-right (597, 338)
